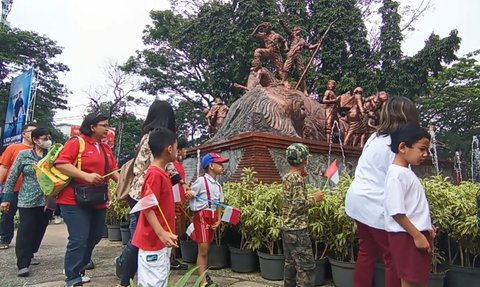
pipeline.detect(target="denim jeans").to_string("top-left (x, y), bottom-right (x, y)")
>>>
top-left (60, 204), bottom-right (106, 286)
top-left (0, 192), bottom-right (19, 245)
top-left (119, 196), bottom-right (139, 286)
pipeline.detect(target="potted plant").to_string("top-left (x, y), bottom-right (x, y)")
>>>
top-left (207, 223), bottom-right (230, 269)
top-left (309, 182), bottom-right (335, 286)
top-left (106, 182), bottom-right (130, 241)
top-left (320, 176), bottom-right (357, 287)
top-left (224, 168), bottom-right (259, 273)
top-left (422, 176), bottom-right (457, 287)
top-left (438, 179), bottom-right (480, 287)
top-left (249, 181), bottom-right (285, 280)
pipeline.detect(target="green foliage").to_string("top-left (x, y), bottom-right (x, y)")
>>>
top-left (106, 180), bottom-right (130, 225)
top-left (309, 175), bottom-right (356, 262)
top-left (422, 176), bottom-right (480, 267)
top-left (128, 266), bottom-right (208, 287)
top-left (172, 100), bottom-right (209, 145)
top-left (0, 24), bottom-right (69, 131)
top-left (224, 168), bottom-right (283, 254)
top-left (418, 51), bottom-right (480, 162)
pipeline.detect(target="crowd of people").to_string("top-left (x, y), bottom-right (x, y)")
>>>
top-left (0, 96), bottom-right (436, 287)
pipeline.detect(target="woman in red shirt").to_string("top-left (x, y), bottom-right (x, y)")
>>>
top-left (55, 113), bottom-right (118, 287)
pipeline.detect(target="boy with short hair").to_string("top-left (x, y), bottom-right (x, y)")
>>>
top-left (190, 152), bottom-right (229, 287)
top-left (131, 127), bottom-right (178, 287)
top-left (282, 143), bottom-right (325, 287)
top-left (384, 123), bottom-right (434, 287)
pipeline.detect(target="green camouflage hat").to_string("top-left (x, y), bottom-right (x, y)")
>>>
top-left (286, 143), bottom-right (310, 165)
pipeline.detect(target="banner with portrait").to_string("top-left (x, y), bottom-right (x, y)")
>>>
top-left (2, 68), bottom-right (34, 147)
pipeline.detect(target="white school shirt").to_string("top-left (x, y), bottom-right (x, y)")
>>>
top-left (384, 164), bottom-right (432, 232)
top-left (345, 133), bottom-right (395, 230)
top-left (189, 174), bottom-right (224, 211)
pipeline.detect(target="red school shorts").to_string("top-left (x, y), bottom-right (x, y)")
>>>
top-left (388, 231), bottom-right (432, 286)
top-left (193, 210), bottom-right (218, 243)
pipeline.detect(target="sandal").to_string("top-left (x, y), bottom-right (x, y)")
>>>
top-left (0, 243), bottom-right (9, 250)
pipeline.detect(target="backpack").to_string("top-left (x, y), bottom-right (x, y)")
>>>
top-left (115, 158), bottom-right (135, 201)
top-left (34, 137), bottom-right (85, 197)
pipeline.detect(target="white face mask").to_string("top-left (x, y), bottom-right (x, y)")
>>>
top-left (39, 140), bottom-right (52, 149)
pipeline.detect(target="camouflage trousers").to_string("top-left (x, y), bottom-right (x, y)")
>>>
top-left (282, 228), bottom-right (316, 287)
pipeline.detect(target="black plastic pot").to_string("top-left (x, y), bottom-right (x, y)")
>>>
top-left (120, 227), bottom-right (131, 245)
top-left (314, 257), bottom-right (328, 286)
top-left (329, 257), bottom-right (355, 287)
top-left (208, 244), bottom-right (230, 269)
top-left (107, 224), bottom-right (122, 241)
top-left (179, 239), bottom-right (198, 263)
top-left (258, 251), bottom-right (285, 281)
top-left (445, 265), bottom-right (480, 287)
top-left (228, 245), bottom-right (258, 273)
top-left (102, 224), bottom-right (108, 238)
top-left (429, 272), bottom-right (445, 287)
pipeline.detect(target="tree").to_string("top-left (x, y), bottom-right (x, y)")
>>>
top-left (417, 51), bottom-right (480, 161)
top-left (0, 25), bottom-right (69, 133)
top-left (172, 100), bottom-right (209, 144)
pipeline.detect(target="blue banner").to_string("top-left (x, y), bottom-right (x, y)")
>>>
top-left (2, 68), bottom-right (34, 146)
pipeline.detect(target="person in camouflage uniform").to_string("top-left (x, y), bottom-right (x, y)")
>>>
top-left (282, 143), bottom-right (325, 287)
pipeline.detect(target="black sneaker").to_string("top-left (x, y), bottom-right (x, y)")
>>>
top-left (84, 260), bottom-right (95, 270)
top-left (205, 274), bottom-right (218, 286)
top-left (115, 256), bottom-right (123, 279)
top-left (170, 259), bottom-right (188, 270)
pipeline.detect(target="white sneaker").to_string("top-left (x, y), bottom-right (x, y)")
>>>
top-left (81, 276), bottom-right (91, 283)
top-left (54, 216), bottom-right (64, 224)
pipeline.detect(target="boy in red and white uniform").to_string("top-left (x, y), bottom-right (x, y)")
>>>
top-left (131, 127), bottom-right (178, 287)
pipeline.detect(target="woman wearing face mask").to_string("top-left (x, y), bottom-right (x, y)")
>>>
top-left (0, 127), bottom-right (54, 277)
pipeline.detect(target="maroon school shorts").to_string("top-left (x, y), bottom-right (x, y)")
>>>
top-left (388, 231), bottom-right (432, 286)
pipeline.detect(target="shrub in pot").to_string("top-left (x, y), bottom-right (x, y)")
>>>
top-left (433, 179), bottom-right (480, 287)
top-left (106, 181), bottom-right (130, 241)
top-left (244, 179), bottom-right (284, 280)
top-left (318, 176), bottom-right (357, 287)
top-left (224, 168), bottom-right (259, 273)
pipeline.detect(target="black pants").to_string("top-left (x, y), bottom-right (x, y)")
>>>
top-left (120, 196), bottom-right (139, 286)
top-left (16, 207), bottom-right (52, 269)
top-left (0, 192), bottom-right (19, 244)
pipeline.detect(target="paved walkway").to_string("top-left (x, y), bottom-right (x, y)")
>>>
top-left (0, 222), bottom-right (334, 287)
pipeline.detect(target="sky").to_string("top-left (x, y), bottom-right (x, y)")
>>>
top-left (6, 0), bottom-right (480, 125)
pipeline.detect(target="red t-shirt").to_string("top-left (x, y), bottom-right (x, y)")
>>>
top-left (55, 135), bottom-right (117, 207)
top-left (0, 143), bottom-right (31, 192)
top-left (132, 165), bottom-right (176, 251)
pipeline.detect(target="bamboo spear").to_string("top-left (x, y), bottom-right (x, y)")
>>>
top-left (295, 19), bottom-right (338, 90)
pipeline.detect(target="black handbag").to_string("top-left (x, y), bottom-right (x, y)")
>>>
top-left (73, 145), bottom-right (110, 206)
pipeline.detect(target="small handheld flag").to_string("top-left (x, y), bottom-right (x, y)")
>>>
top-left (186, 223), bottom-right (196, 240)
top-left (130, 193), bottom-right (174, 235)
top-left (130, 193), bottom-right (158, 214)
top-left (323, 159), bottom-right (340, 190)
top-left (172, 183), bottom-right (185, 203)
top-left (221, 206), bottom-right (241, 225)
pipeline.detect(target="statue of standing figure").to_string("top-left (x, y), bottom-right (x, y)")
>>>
top-left (343, 87), bottom-right (367, 147)
top-left (205, 97), bottom-right (229, 136)
top-left (322, 80), bottom-right (338, 144)
top-left (281, 26), bottom-right (318, 95)
top-left (251, 22), bottom-right (288, 79)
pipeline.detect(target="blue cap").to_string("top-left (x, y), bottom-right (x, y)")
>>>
top-left (201, 153), bottom-right (229, 169)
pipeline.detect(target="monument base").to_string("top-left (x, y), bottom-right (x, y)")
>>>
top-left (184, 132), bottom-right (362, 186)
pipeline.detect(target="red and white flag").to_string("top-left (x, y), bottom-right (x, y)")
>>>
top-left (186, 223), bottom-right (196, 240)
top-left (172, 184), bottom-right (185, 203)
top-left (221, 206), bottom-right (241, 225)
top-left (130, 193), bottom-right (158, 214)
top-left (324, 159), bottom-right (340, 185)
